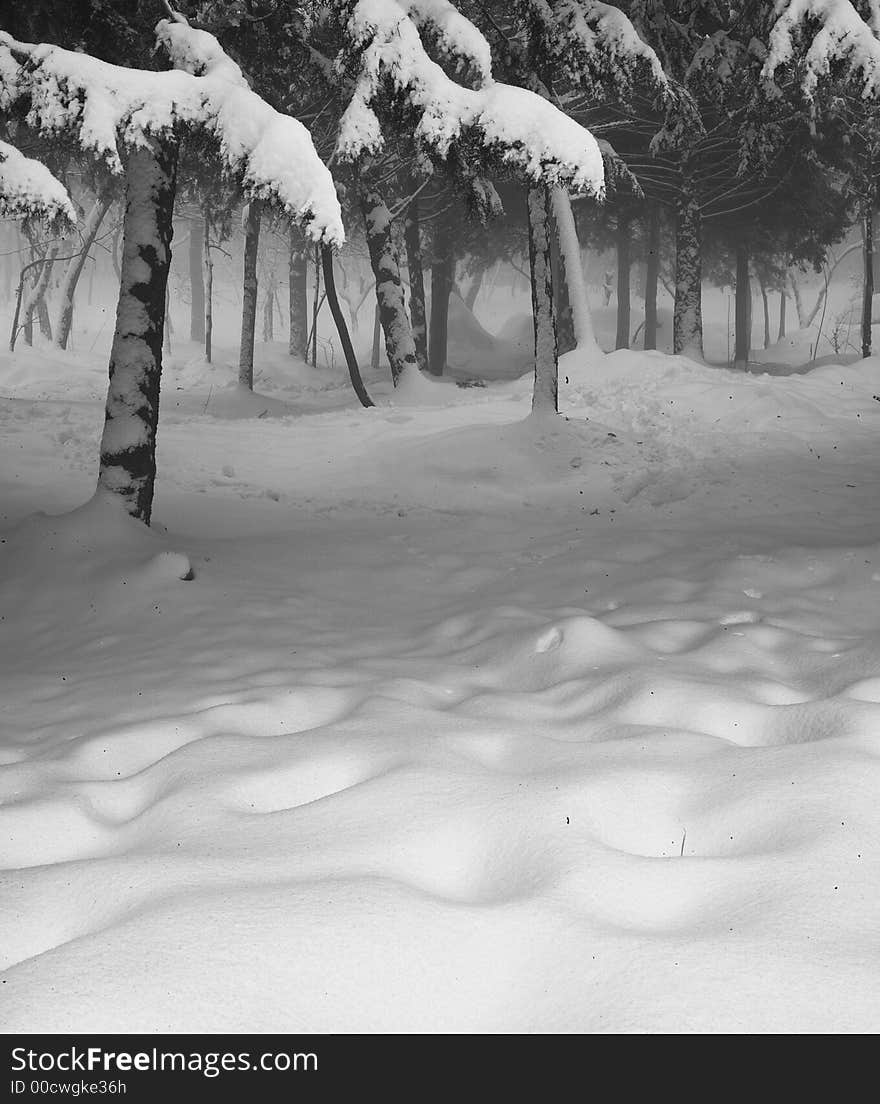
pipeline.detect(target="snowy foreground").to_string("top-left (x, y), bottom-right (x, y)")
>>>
top-left (1, 341), bottom-right (880, 1033)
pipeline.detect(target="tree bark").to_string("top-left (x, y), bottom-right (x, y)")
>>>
top-left (429, 210), bottom-right (455, 376)
top-left (55, 192), bottom-right (113, 349)
top-left (644, 204), bottom-right (660, 350)
top-left (97, 139), bottom-right (178, 525)
top-left (615, 209), bottom-right (631, 350)
top-left (204, 211), bottom-right (213, 362)
top-left (550, 187), bottom-right (597, 351)
top-left (863, 196), bottom-right (874, 359)
top-left (673, 178), bottom-right (703, 358)
top-left (549, 215), bottom-right (575, 356)
top-left (734, 241), bottom-right (750, 369)
top-left (403, 191), bottom-right (428, 372)
top-left (188, 215), bottom-right (205, 342)
top-left (527, 184), bottom-right (558, 414)
top-left (778, 288), bottom-right (787, 340)
top-left (288, 223), bottom-right (308, 359)
top-left (360, 185), bottom-right (417, 385)
top-left (238, 199), bottom-right (262, 389)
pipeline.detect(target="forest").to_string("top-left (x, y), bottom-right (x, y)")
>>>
top-left (1, 0), bottom-right (880, 1040)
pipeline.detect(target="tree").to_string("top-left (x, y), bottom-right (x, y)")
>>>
top-left (0, 13), bottom-right (342, 524)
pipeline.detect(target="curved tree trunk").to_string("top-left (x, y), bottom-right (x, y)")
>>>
top-left (527, 184), bottom-right (558, 414)
top-left (360, 185), bottom-right (417, 385)
top-left (673, 181), bottom-right (703, 359)
top-left (403, 191), bottom-right (428, 372)
top-left (550, 187), bottom-right (597, 352)
top-left (288, 223), bottom-right (308, 359)
top-left (239, 198), bottom-right (262, 389)
top-left (97, 139), bottom-right (178, 525)
top-left (189, 214), bottom-right (205, 343)
top-left (615, 209), bottom-right (632, 350)
top-left (644, 204), bottom-right (660, 350)
top-left (55, 192), bottom-right (114, 350)
top-left (321, 244), bottom-right (374, 408)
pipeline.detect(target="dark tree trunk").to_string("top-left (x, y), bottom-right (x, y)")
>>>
top-left (615, 209), bottom-right (631, 350)
top-left (863, 197), bottom-right (874, 359)
top-left (673, 175), bottom-right (703, 358)
top-left (310, 244), bottom-right (322, 367)
top-left (403, 191), bottom-right (428, 372)
top-left (734, 241), bottom-right (750, 369)
top-left (204, 212), bottom-right (213, 362)
top-left (759, 277), bottom-right (771, 349)
top-left (527, 183), bottom-right (558, 414)
top-left (429, 212), bottom-right (455, 376)
top-left (97, 139), bottom-right (178, 525)
top-left (189, 215), bottom-right (205, 343)
top-left (55, 192), bottom-right (113, 350)
top-left (360, 186), bottom-right (417, 385)
top-left (550, 214), bottom-right (575, 356)
top-left (321, 244), bottom-right (374, 408)
top-left (239, 199), bottom-right (262, 389)
top-left (644, 204), bottom-right (660, 350)
top-left (288, 224), bottom-right (308, 359)
top-left (777, 288), bottom-right (786, 341)
top-left (464, 263), bottom-right (486, 312)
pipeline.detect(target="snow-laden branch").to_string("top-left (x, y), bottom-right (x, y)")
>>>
top-left (406, 0), bottom-right (492, 82)
top-left (336, 0), bottom-right (604, 195)
top-left (764, 0), bottom-right (880, 97)
top-left (0, 20), bottom-right (344, 244)
top-left (0, 139), bottom-right (75, 226)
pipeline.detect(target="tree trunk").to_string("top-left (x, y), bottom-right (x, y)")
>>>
top-left (734, 241), bottom-right (750, 369)
top-left (615, 209), bottom-right (631, 350)
top-left (429, 210), bottom-right (455, 376)
top-left (527, 184), bottom-right (558, 414)
top-left (55, 192), bottom-right (113, 349)
top-left (22, 242), bottom-right (60, 344)
top-left (464, 263), bottom-right (486, 313)
top-left (759, 277), bottom-right (771, 349)
top-left (778, 288), bottom-right (787, 340)
top-left (403, 191), bottom-right (428, 372)
top-left (204, 212), bottom-right (213, 363)
top-left (238, 198), bottom-right (262, 389)
top-left (360, 186), bottom-right (417, 385)
top-left (321, 244), bottom-right (374, 408)
top-left (263, 284), bottom-right (275, 342)
top-left (371, 299), bottom-right (381, 371)
top-left (288, 223), bottom-right (308, 359)
top-left (673, 181), bottom-right (703, 358)
top-left (644, 204), bottom-right (660, 350)
top-left (550, 187), bottom-right (598, 351)
top-left (863, 197), bottom-right (874, 359)
top-left (189, 215), bottom-right (205, 343)
top-left (97, 139), bottom-right (178, 525)
top-left (788, 271), bottom-right (805, 327)
top-left (549, 217), bottom-right (575, 357)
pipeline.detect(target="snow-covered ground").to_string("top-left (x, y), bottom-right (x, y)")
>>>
top-left (1, 320), bottom-right (880, 1033)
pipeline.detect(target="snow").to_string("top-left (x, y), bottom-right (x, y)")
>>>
top-left (1, 312), bottom-right (880, 1032)
top-left (765, 0), bottom-right (880, 97)
top-left (0, 138), bottom-right (75, 226)
top-left (0, 24), bottom-right (343, 245)
top-left (337, 0), bottom-right (605, 195)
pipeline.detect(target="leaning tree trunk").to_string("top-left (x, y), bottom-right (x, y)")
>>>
top-left (734, 241), bottom-right (750, 370)
top-left (359, 186), bottom-right (418, 385)
top-left (863, 192), bottom-right (874, 359)
top-left (288, 223), bottom-right (308, 359)
top-left (22, 241), bottom-right (60, 344)
top-left (97, 139), bottom-right (178, 525)
top-left (673, 180), bottom-right (703, 359)
top-left (403, 190), bottom-right (428, 372)
top-left (550, 187), bottom-right (598, 352)
top-left (189, 214), bottom-right (205, 343)
top-left (239, 199), bottom-right (262, 389)
top-left (644, 204), bottom-right (660, 350)
top-left (527, 184), bottom-right (558, 414)
top-left (55, 192), bottom-right (113, 350)
top-left (615, 209), bottom-right (632, 350)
